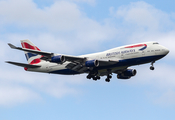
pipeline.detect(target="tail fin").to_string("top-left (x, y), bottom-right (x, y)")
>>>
top-left (21, 39), bottom-right (42, 64)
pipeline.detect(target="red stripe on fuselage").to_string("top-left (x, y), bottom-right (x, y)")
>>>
top-left (125, 44), bottom-right (147, 48)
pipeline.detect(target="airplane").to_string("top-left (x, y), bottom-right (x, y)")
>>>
top-left (6, 40), bottom-right (169, 82)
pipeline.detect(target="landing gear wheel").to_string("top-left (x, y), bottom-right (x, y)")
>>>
top-left (86, 75), bottom-right (91, 79)
top-left (93, 77), bottom-right (98, 81)
top-left (150, 66), bottom-right (155, 70)
top-left (108, 75), bottom-right (112, 79)
top-left (97, 76), bottom-right (100, 80)
top-left (105, 78), bottom-right (110, 82)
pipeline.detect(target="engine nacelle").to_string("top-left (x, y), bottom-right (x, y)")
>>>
top-left (85, 60), bottom-right (99, 67)
top-left (117, 74), bottom-right (131, 79)
top-left (50, 55), bottom-right (65, 63)
top-left (117, 69), bottom-right (137, 79)
top-left (123, 69), bottom-right (137, 76)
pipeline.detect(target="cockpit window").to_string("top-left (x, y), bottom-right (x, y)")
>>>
top-left (153, 42), bottom-right (159, 44)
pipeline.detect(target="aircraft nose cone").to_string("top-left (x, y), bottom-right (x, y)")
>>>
top-left (166, 49), bottom-right (169, 54)
top-left (165, 48), bottom-right (169, 55)
top-left (163, 47), bottom-right (169, 55)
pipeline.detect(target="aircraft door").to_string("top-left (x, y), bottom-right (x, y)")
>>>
top-left (121, 53), bottom-right (124, 59)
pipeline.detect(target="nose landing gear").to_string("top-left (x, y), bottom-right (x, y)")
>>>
top-left (150, 61), bottom-right (155, 70)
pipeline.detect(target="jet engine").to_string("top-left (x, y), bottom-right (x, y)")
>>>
top-left (117, 69), bottom-right (137, 79)
top-left (50, 55), bottom-right (65, 63)
top-left (85, 60), bottom-right (99, 67)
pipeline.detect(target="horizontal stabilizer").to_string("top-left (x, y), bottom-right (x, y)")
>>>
top-left (6, 61), bottom-right (41, 68)
top-left (8, 43), bottom-right (52, 57)
top-left (8, 43), bottom-right (18, 49)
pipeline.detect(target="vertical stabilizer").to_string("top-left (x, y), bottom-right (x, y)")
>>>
top-left (21, 39), bottom-right (42, 64)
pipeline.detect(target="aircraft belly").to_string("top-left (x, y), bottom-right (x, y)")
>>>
top-left (47, 62), bottom-right (80, 75)
top-left (49, 69), bottom-right (80, 75)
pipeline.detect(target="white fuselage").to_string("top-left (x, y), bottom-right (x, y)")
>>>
top-left (26, 41), bottom-right (169, 75)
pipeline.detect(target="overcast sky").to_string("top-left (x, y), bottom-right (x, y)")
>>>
top-left (0, 0), bottom-right (175, 120)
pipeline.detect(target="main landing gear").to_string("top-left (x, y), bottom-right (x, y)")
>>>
top-left (150, 61), bottom-right (155, 70)
top-left (86, 75), bottom-right (100, 81)
top-left (105, 74), bottom-right (112, 82)
top-left (87, 69), bottom-right (112, 82)
top-left (86, 71), bottom-right (100, 81)
top-left (105, 69), bottom-right (112, 82)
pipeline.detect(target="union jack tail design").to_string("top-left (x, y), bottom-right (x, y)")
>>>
top-left (21, 39), bottom-right (42, 64)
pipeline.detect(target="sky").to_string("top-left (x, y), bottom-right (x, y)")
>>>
top-left (0, 0), bottom-right (175, 120)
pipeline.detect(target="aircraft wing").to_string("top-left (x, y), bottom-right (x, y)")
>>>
top-left (8, 43), bottom-right (52, 57)
top-left (8, 43), bottom-right (86, 62)
top-left (6, 61), bottom-right (41, 68)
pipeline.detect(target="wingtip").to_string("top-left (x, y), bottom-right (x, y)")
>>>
top-left (8, 43), bottom-right (17, 49)
top-left (5, 61), bottom-right (12, 64)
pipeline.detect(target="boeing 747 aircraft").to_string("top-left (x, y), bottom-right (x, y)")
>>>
top-left (6, 40), bottom-right (169, 82)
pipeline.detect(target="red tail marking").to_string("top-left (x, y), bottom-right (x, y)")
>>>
top-left (30, 58), bottom-right (41, 65)
top-left (36, 47), bottom-right (40, 51)
top-left (21, 42), bottom-right (42, 65)
top-left (21, 42), bottom-right (41, 51)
